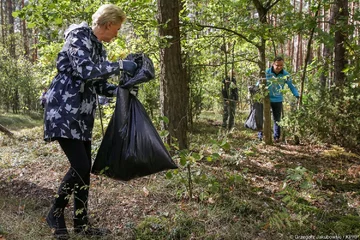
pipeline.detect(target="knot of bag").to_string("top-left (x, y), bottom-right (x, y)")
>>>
top-left (120, 53), bottom-right (155, 89)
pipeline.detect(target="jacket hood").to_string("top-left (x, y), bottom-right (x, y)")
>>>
top-left (64, 22), bottom-right (89, 39)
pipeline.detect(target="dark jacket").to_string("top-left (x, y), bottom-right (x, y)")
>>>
top-left (44, 22), bottom-right (121, 142)
top-left (221, 77), bottom-right (239, 101)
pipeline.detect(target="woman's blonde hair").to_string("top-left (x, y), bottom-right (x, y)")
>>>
top-left (92, 4), bottom-right (126, 28)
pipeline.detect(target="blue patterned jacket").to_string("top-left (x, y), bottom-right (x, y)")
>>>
top-left (44, 22), bottom-right (121, 142)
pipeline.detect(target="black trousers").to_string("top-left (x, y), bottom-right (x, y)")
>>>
top-left (258, 102), bottom-right (283, 140)
top-left (53, 138), bottom-right (92, 225)
top-left (270, 102), bottom-right (282, 140)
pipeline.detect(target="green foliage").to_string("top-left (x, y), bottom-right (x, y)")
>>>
top-left (134, 216), bottom-right (169, 240)
top-left (0, 113), bottom-right (42, 130)
top-left (330, 215), bottom-right (360, 235)
top-left (167, 134), bottom-right (236, 201)
top-left (268, 166), bottom-right (319, 231)
top-left (16, 0), bottom-right (103, 44)
top-left (134, 213), bottom-right (206, 240)
top-left (6, 0), bottom-right (360, 152)
top-left (285, 166), bottom-right (314, 189)
top-left (137, 79), bottom-right (160, 119)
top-left (282, 82), bottom-right (360, 149)
top-left (313, 213), bottom-right (360, 236)
top-left (168, 215), bottom-right (205, 240)
top-left (0, 46), bottom-right (43, 113)
top-left (268, 210), bottom-right (293, 230)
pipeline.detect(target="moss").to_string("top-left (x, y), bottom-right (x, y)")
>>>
top-left (135, 216), bottom-right (169, 240)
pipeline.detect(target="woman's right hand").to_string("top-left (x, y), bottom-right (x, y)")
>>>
top-left (120, 60), bottom-right (138, 76)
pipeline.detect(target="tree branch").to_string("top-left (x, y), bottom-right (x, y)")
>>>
top-left (194, 23), bottom-right (260, 48)
top-left (0, 123), bottom-right (14, 137)
top-left (266, 0), bottom-right (282, 11)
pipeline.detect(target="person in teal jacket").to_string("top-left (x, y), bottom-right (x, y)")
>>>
top-left (258, 56), bottom-right (299, 142)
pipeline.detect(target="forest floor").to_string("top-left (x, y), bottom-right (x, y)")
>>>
top-left (0, 112), bottom-right (360, 240)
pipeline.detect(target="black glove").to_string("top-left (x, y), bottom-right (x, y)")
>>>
top-left (119, 60), bottom-right (137, 76)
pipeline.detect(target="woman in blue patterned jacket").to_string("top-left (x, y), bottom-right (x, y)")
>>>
top-left (44, 4), bottom-right (137, 239)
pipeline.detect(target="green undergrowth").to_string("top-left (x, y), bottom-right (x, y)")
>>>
top-left (1, 112), bottom-right (360, 239)
top-left (0, 111), bottom-right (43, 130)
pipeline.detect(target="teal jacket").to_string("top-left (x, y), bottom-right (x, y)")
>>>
top-left (264, 67), bottom-right (299, 102)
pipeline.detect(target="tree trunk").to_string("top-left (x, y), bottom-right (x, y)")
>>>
top-left (299, 3), bottom-right (321, 106)
top-left (333, 0), bottom-right (348, 90)
top-left (320, 46), bottom-right (331, 89)
top-left (32, 29), bottom-right (38, 61)
top-left (1, 0), bottom-right (5, 46)
top-left (157, 0), bottom-right (188, 149)
top-left (296, 0), bottom-right (303, 72)
top-left (258, 39), bottom-right (271, 144)
top-left (22, 0), bottom-right (30, 57)
top-left (7, 0), bottom-right (15, 57)
top-left (252, 0), bottom-right (274, 144)
top-left (13, 88), bottom-right (19, 114)
top-left (320, 6), bottom-right (330, 89)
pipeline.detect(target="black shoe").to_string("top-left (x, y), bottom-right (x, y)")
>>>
top-left (46, 207), bottom-right (69, 240)
top-left (74, 224), bottom-right (111, 237)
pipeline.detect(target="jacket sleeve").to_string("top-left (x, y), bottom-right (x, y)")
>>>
top-left (66, 30), bottom-right (121, 81)
top-left (93, 80), bottom-right (118, 97)
top-left (221, 78), bottom-right (228, 98)
top-left (286, 76), bottom-right (299, 98)
top-left (232, 78), bottom-right (239, 101)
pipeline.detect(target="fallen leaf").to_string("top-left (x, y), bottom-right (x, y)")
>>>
top-left (142, 186), bottom-right (150, 197)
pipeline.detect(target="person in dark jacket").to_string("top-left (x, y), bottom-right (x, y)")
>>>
top-left (221, 70), bottom-right (239, 130)
top-left (257, 56), bottom-right (299, 142)
top-left (43, 4), bottom-right (137, 239)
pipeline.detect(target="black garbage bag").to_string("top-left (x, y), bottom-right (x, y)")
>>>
top-left (244, 102), bottom-right (263, 131)
top-left (120, 53), bottom-right (156, 89)
top-left (92, 53), bottom-right (177, 181)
